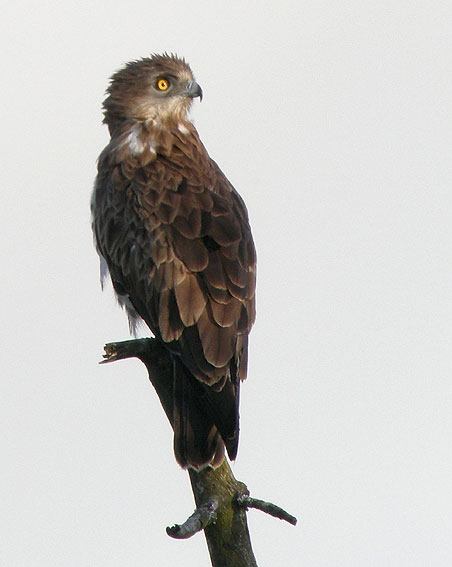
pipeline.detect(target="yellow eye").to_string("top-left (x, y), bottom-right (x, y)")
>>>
top-left (157, 78), bottom-right (169, 91)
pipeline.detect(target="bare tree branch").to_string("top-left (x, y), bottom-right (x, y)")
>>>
top-left (236, 494), bottom-right (297, 526)
top-left (101, 338), bottom-right (296, 566)
top-left (167, 498), bottom-right (218, 539)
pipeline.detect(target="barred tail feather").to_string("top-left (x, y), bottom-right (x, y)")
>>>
top-left (172, 358), bottom-right (239, 469)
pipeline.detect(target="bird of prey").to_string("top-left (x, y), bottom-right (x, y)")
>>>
top-left (91, 54), bottom-right (256, 469)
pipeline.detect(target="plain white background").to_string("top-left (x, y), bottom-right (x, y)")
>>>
top-left (2, 1), bottom-right (451, 565)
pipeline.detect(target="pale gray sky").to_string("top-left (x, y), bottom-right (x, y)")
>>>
top-left (2, 1), bottom-right (452, 565)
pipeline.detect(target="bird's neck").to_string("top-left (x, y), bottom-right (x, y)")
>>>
top-left (103, 117), bottom-right (203, 167)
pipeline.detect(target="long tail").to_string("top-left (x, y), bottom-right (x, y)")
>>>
top-left (172, 357), bottom-right (240, 469)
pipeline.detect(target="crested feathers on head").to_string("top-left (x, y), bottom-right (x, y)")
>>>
top-left (102, 53), bottom-right (202, 130)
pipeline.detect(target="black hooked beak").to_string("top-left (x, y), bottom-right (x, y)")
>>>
top-left (185, 80), bottom-right (203, 101)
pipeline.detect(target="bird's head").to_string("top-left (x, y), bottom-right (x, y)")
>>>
top-left (103, 53), bottom-right (203, 131)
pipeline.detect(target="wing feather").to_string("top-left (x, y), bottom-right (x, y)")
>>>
top-left (174, 272), bottom-right (206, 326)
top-left (209, 213), bottom-right (241, 246)
top-left (159, 288), bottom-right (184, 342)
top-left (210, 297), bottom-right (242, 328)
top-left (197, 310), bottom-right (236, 369)
top-left (202, 250), bottom-right (228, 290)
top-left (172, 207), bottom-right (202, 238)
top-left (220, 251), bottom-right (248, 288)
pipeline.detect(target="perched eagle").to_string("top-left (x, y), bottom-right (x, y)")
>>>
top-left (91, 54), bottom-right (256, 469)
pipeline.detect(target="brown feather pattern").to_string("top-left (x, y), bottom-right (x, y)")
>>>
top-left (92, 54), bottom-right (256, 469)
